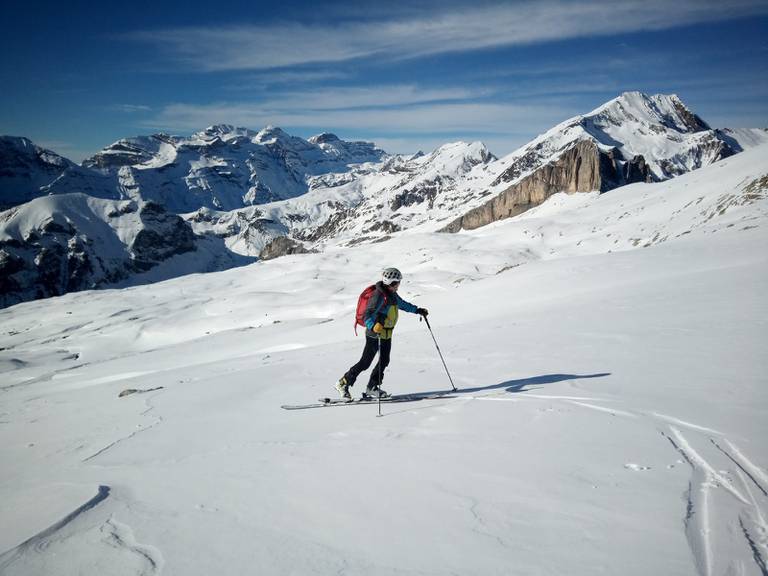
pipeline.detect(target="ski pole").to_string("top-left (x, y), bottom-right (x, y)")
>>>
top-left (423, 316), bottom-right (457, 391)
top-left (377, 335), bottom-right (383, 417)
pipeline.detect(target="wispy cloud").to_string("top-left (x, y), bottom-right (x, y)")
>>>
top-left (140, 83), bottom-right (500, 131)
top-left (268, 85), bottom-right (486, 110)
top-left (111, 104), bottom-right (152, 113)
top-left (239, 70), bottom-right (351, 86)
top-left (124, 0), bottom-right (768, 71)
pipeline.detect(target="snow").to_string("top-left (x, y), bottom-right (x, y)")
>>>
top-left (3, 93), bottom-right (757, 278)
top-left (491, 92), bottom-right (737, 185)
top-left (1, 143), bottom-right (767, 574)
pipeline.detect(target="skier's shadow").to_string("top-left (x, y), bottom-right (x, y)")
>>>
top-left (423, 373), bottom-right (611, 397)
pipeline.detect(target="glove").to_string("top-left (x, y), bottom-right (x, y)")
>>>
top-left (417, 308), bottom-right (429, 317)
top-left (373, 322), bottom-right (384, 334)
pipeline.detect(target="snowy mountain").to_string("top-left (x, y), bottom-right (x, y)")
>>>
top-left (0, 137), bottom-right (77, 210)
top-left (1, 92), bottom-right (766, 308)
top-left (78, 125), bottom-right (388, 212)
top-left (0, 127), bottom-right (388, 214)
top-left (1, 142), bottom-right (766, 575)
top-left (189, 93), bottom-right (767, 253)
top-left (442, 92), bottom-right (768, 231)
top-left (186, 140), bottom-right (497, 255)
top-left (0, 195), bottom-right (250, 308)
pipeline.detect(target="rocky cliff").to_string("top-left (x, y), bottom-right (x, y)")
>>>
top-left (440, 92), bottom-right (746, 233)
top-left (441, 140), bottom-right (652, 232)
top-left (0, 196), bottom-right (201, 308)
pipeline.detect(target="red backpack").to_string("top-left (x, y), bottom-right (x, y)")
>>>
top-left (354, 284), bottom-right (386, 334)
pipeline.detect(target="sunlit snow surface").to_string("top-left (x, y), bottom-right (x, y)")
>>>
top-left (1, 146), bottom-right (767, 575)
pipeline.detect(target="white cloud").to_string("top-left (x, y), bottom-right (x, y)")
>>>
top-left (238, 70), bottom-right (352, 86)
top-left (111, 104), bottom-right (152, 113)
top-left (125, 0), bottom-right (768, 71)
top-left (140, 83), bottom-right (509, 133)
top-left (268, 85), bottom-right (485, 110)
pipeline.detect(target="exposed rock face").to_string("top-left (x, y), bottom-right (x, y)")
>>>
top-left (258, 236), bottom-right (315, 260)
top-left (82, 135), bottom-right (171, 169)
top-left (0, 196), bottom-right (199, 308)
top-left (288, 141), bottom-right (497, 246)
top-left (441, 140), bottom-right (652, 232)
top-left (1, 232), bottom-right (98, 305)
top-left (129, 202), bottom-right (197, 270)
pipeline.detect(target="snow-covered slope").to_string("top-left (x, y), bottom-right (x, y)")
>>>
top-left (0, 143), bottom-right (766, 575)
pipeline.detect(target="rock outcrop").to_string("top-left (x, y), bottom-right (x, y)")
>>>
top-left (258, 236), bottom-right (315, 260)
top-left (441, 140), bottom-right (652, 232)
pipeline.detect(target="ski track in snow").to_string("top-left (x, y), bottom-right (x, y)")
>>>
top-left (410, 386), bottom-right (768, 575)
top-left (567, 400), bottom-right (637, 418)
top-left (469, 389), bottom-right (768, 576)
top-left (659, 427), bottom-right (767, 576)
top-left (652, 412), bottom-right (723, 435)
top-left (714, 440), bottom-right (768, 498)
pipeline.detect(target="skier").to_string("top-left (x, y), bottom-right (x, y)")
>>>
top-left (336, 267), bottom-right (428, 401)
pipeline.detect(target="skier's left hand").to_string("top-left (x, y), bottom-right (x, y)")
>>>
top-left (417, 307), bottom-right (429, 317)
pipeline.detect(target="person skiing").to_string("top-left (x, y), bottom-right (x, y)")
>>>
top-left (336, 267), bottom-right (428, 401)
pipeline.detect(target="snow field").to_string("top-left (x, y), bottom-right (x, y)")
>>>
top-left (1, 145), bottom-right (767, 575)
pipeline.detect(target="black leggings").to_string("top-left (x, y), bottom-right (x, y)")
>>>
top-left (345, 336), bottom-right (392, 389)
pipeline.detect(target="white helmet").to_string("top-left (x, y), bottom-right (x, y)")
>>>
top-left (382, 267), bottom-right (403, 285)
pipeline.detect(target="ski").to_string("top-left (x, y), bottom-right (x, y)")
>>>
top-left (281, 392), bottom-right (452, 411)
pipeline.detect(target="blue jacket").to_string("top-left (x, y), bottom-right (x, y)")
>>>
top-left (364, 281), bottom-right (418, 339)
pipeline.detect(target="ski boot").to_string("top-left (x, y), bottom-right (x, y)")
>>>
top-left (335, 377), bottom-right (352, 402)
top-left (362, 385), bottom-right (390, 400)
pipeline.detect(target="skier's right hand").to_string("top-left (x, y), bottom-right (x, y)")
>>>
top-left (373, 322), bottom-right (384, 334)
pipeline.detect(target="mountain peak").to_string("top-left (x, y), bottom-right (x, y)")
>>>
top-left (254, 125), bottom-right (292, 144)
top-left (591, 91), bottom-right (710, 133)
top-left (0, 135), bottom-right (73, 166)
top-left (308, 133), bottom-right (341, 145)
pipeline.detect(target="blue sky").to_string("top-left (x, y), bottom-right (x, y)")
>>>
top-left (2, 0), bottom-right (767, 162)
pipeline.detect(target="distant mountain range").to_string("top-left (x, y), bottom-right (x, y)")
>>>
top-left (1, 92), bottom-right (766, 308)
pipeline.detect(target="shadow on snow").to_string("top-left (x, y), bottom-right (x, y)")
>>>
top-left (418, 373), bottom-right (611, 398)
